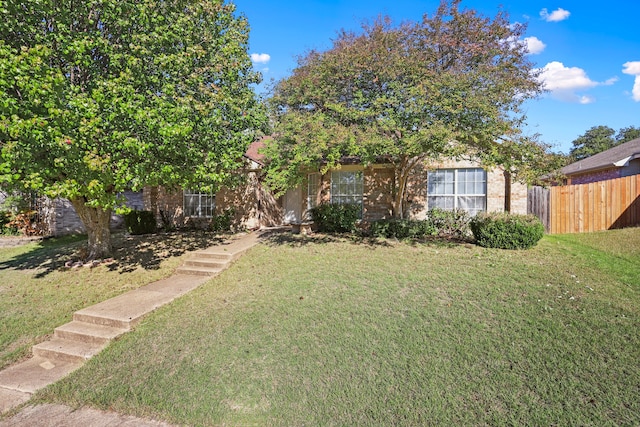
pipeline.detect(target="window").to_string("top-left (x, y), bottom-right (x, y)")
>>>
top-left (183, 189), bottom-right (215, 217)
top-left (331, 170), bottom-right (363, 216)
top-left (427, 168), bottom-right (486, 216)
top-left (307, 173), bottom-right (321, 211)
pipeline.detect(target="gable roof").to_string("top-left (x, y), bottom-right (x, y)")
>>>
top-left (562, 137), bottom-right (640, 176)
top-left (244, 137), bottom-right (269, 166)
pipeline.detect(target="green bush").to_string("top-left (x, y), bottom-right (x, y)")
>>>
top-left (427, 208), bottom-right (471, 239)
top-left (124, 210), bottom-right (157, 235)
top-left (211, 209), bottom-right (234, 233)
top-left (0, 210), bottom-right (18, 235)
top-left (470, 212), bottom-right (544, 249)
top-left (310, 203), bottom-right (360, 233)
top-left (370, 219), bottom-right (437, 239)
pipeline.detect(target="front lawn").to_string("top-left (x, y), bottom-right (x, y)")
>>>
top-left (0, 231), bottom-right (223, 370)
top-left (32, 228), bottom-right (640, 425)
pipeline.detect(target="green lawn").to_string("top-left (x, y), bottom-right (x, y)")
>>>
top-left (24, 228), bottom-right (640, 425)
top-left (0, 231), bottom-right (223, 370)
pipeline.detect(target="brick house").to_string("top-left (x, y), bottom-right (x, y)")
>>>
top-left (561, 137), bottom-right (640, 185)
top-left (29, 138), bottom-right (528, 235)
top-left (143, 138), bottom-right (283, 230)
top-left (281, 157), bottom-right (527, 225)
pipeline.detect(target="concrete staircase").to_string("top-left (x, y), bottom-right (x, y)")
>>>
top-left (32, 321), bottom-right (129, 364)
top-left (0, 230), bottom-right (269, 415)
top-left (175, 251), bottom-right (234, 276)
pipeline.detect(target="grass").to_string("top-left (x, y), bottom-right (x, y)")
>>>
top-left (0, 231), bottom-right (225, 369)
top-left (23, 228), bottom-right (640, 425)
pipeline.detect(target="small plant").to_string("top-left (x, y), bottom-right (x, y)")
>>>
top-left (470, 212), bottom-right (544, 249)
top-left (310, 203), bottom-right (360, 233)
top-left (124, 210), bottom-right (157, 235)
top-left (426, 208), bottom-right (471, 239)
top-left (0, 210), bottom-right (19, 235)
top-left (211, 208), bottom-right (235, 233)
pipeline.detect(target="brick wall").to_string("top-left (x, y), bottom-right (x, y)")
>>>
top-left (144, 170), bottom-right (282, 231)
top-left (568, 168), bottom-right (622, 185)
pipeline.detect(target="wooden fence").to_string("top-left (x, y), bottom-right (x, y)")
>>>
top-left (528, 174), bottom-right (640, 234)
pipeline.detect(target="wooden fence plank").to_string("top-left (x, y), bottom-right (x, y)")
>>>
top-left (535, 175), bottom-right (640, 234)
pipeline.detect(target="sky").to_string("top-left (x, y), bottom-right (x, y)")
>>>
top-left (235, 0), bottom-right (640, 154)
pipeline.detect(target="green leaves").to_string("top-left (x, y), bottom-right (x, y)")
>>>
top-left (0, 0), bottom-right (264, 206)
top-left (0, 0), bottom-right (265, 254)
top-left (265, 0), bottom-right (547, 212)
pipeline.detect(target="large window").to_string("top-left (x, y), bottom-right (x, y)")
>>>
top-left (331, 170), bottom-right (363, 216)
top-left (427, 168), bottom-right (486, 216)
top-left (183, 189), bottom-right (215, 218)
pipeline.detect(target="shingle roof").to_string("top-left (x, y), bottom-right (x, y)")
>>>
top-left (562, 137), bottom-right (640, 176)
top-left (244, 137), bottom-right (270, 165)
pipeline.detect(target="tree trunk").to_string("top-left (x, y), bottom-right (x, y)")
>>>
top-left (70, 197), bottom-right (113, 260)
top-left (392, 156), bottom-right (424, 219)
top-left (504, 170), bottom-right (512, 212)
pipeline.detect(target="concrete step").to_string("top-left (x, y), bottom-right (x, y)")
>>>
top-left (183, 258), bottom-right (228, 269)
top-left (54, 321), bottom-right (128, 345)
top-left (32, 339), bottom-right (106, 364)
top-left (175, 265), bottom-right (223, 276)
top-left (192, 251), bottom-right (235, 261)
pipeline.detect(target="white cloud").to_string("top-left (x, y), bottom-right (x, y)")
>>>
top-left (251, 53), bottom-right (271, 64)
top-left (537, 61), bottom-right (616, 103)
top-left (540, 8), bottom-right (571, 22)
top-left (623, 61), bottom-right (640, 75)
top-left (623, 61), bottom-right (640, 101)
top-left (538, 61), bottom-right (597, 91)
top-left (579, 95), bottom-right (595, 104)
top-left (524, 36), bottom-right (546, 55)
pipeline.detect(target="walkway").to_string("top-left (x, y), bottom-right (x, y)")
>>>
top-left (0, 229), bottom-right (273, 425)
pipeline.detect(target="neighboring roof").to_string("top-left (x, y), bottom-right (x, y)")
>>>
top-left (244, 137), bottom-right (269, 166)
top-left (562, 137), bottom-right (640, 176)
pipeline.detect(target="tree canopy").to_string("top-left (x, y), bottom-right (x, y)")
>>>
top-left (263, 0), bottom-right (550, 218)
top-left (569, 125), bottom-right (640, 161)
top-left (0, 0), bottom-right (265, 258)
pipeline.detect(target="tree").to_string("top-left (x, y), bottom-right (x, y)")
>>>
top-left (263, 0), bottom-right (548, 218)
top-left (569, 125), bottom-right (640, 161)
top-left (569, 126), bottom-right (616, 161)
top-left (0, 0), bottom-right (264, 259)
top-left (616, 126), bottom-right (640, 144)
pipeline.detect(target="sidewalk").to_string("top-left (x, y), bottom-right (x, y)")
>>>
top-left (0, 229), bottom-right (274, 425)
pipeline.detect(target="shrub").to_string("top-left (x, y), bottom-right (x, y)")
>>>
top-left (370, 219), bottom-right (437, 239)
top-left (426, 208), bottom-right (471, 239)
top-left (124, 210), bottom-right (157, 235)
top-left (0, 210), bottom-right (18, 235)
top-left (310, 203), bottom-right (360, 233)
top-left (470, 212), bottom-right (544, 249)
top-left (211, 209), bottom-right (234, 233)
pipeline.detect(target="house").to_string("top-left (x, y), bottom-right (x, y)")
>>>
top-left (280, 157), bottom-right (527, 225)
top-left (561, 137), bottom-right (640, 185)
top-left (38, 138), bottom-right (527, 236)
top-left (143, 138), bottom-right (283, 230)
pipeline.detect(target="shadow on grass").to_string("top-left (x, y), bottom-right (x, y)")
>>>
top-left (0, 231), bottom-right (229, 277)
top-left (261, 228), bottom-right (474, 249)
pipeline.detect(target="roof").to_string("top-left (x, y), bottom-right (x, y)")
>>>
top-left (244, 137), bottom-right (269, 166)
top-left (562, 137), bottom-right (640, 176)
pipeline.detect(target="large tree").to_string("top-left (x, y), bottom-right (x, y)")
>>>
top-left (263, 0), bottom-right (548, 218)
top-left (569, 125), bottom-right (640, 161)
top-left (0, 0), bottom-right (264, 258)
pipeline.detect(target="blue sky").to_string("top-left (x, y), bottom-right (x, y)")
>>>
top-left (237, 0), bottom-right (640, 154)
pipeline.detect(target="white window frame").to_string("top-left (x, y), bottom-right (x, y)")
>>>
top-left (330, 170), bottom-right (364, 217)
top-left (183, 189), bottom-right (216, 218)
top-left (427, 168), bottom-right (486, 216)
